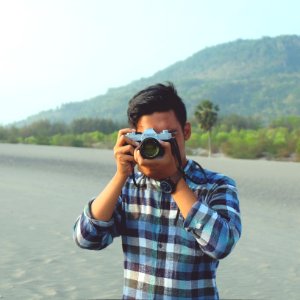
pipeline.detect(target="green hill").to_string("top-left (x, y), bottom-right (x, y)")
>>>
top-left (22, 35), bottom-right (300, 125)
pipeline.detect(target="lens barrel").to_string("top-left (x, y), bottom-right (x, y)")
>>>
top-left (139, 138), bottom-right (164, 159)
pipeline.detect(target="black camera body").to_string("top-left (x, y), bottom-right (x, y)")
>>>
top-left (126, 128), bottom-right (174, 159)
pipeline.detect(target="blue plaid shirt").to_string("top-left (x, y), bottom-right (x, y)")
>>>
top-left (74, 159), bottom-right (241, 299)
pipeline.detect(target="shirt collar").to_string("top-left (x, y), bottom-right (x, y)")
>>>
top-left (142, 159), bottom-right (194, 187)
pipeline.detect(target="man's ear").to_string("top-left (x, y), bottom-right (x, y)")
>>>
top-left (183, 122), bottom-right (191, 141)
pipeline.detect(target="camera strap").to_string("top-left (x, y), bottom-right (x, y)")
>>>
top-left (171, 139), bottom-right (208, 225)
top-left (172, 138), bottom-right (207, 184)
top-left (130, 138), bottom-right (208, 226)
top-left (131, 138), bottom-right (207, 187)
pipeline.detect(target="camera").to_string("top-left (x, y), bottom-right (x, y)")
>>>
top-left (126, 128), bottom-right (174, 159)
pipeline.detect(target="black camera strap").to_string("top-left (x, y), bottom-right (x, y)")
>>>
top-left (171, 138), bottom-right (208, 225)
top-left (130, 137), bottom-right (208, 225)
top-left (131, 138), bottom-right (207, 187)
top-left (171, 138), bottom-right (208, 184)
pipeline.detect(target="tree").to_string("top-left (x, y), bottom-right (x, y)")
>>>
top-left (194, 100), bottom-right (219, 157)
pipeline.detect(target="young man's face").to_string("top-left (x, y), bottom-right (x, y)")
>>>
top-left (136, 110), bottom-right (191, 166)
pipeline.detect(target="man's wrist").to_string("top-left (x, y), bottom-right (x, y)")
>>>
top-left (159, 170), bottom-right (183, 194)
top-left (114, 171), bottom-right (129, 186)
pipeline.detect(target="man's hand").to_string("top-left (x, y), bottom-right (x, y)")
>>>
top-left (114, 128), bottom-right (138, 179)
top-left (91, 129), bottom-right (138, 221)
top-left (134, 140), bottom-right (178, 180)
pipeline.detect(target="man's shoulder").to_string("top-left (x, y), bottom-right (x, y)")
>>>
top-left (205, 169), bottom-right (236, 187)
top-left (188, 160), bottom-right (236, 187)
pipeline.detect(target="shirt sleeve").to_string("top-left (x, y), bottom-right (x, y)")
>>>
top-left (73, 198), bottom-right (122, 250)
top-left (183, 176), bottom-right (242, 260)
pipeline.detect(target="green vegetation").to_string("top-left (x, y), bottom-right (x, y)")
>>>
top-left (1, 115), bottom-right (300, 162)
top-left (186, 115), bottom-right (300, 161)
top-left (9, 36), bottom-right (299, 163)
top-left (0, 118), bottom-right (122, 148)
top-left (194, 100), bottom-right (219, 157)
top-left (19, 35), bottom-right (300, 126)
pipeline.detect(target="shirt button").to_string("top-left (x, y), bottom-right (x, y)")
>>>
top-left (158, 243), bottom-right (163, 248)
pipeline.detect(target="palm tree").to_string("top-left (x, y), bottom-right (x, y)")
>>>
top-left (194, 100), bottom-right (219, 157)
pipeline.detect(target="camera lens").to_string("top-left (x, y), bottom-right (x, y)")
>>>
top-left (140, 138), bottom-right (162, 159)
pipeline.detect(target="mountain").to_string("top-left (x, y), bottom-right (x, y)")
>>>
top-left (22, 35), bottom-right (300, 125)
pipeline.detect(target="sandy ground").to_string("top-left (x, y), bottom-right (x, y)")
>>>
top-left (0, 143), bottom-right (299, 300)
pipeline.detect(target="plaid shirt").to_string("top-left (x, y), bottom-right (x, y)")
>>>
top-left (74, 159), bottom-right (241, 299)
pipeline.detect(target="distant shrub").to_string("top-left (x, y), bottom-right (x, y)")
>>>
top-left (221, 129), bottom-right (264, 159)
top-left (186, 132), bottom-right (202, 148)
top-left (23, 136), bottom-right (38, 144)
top-left (1, 115), bottom-right (300, 162)
top-left (50, 134), bottom-right (78, 147)
top-left (295, 140), bottom-right (300, 162)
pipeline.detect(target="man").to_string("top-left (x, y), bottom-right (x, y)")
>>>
top-left (73, 82), bottom-right (242, 299)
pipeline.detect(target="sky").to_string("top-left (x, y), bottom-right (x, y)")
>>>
top-left (0, 0), bottom-right (300, 125)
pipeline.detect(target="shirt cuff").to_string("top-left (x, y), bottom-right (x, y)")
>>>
top-left (83, 199), bottom-right (115, 228)
top-left (183, 200), bottom-right (212, 231)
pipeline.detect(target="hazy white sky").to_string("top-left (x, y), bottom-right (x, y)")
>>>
top-left (1, 0), bottom-right (300, 125)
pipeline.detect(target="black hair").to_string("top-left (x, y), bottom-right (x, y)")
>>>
top-left (127, 82), bottom-right (187, 129)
